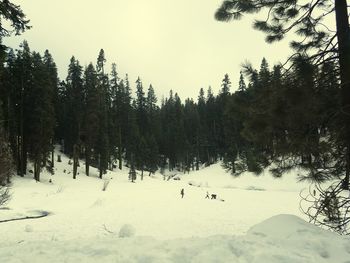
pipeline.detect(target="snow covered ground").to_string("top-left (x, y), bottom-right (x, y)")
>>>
top-left (1, 150), bottom-right (349, 262)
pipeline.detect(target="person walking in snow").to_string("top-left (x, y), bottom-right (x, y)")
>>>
top-left (180, 188), bottom-right (184, 198)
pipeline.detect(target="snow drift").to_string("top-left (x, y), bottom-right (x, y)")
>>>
top-left (1, 214), bottom-right (349, 263)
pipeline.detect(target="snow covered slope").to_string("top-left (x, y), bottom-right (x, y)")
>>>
top-left (0, 150), bottom-right (348, 262)
top-left (1, 215), bottom-right (349, 263)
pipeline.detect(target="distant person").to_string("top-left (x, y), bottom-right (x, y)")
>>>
top-left (205, 191), bottom-right (210, 199)
top-left (180, 188), bottom-right (184, 198)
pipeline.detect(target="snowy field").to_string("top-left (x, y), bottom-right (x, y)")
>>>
top-left (1, 151), bottom-right (350, 262)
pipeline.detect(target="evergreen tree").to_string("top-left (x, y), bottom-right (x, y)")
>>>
top-left (26, 52), bottom-right (55, 181)
top-left (215, 0), bottom-right (350, 189)
top-left (205, 86), bottom-right (218, 163)
top-left (109, 63), bottom-right (120, 170)
top-left (0, 100), bottom-right (12, 185)
top-left (183, 98), bottom-right (200, 171)
top-left (64, 56), bottom-right (84, 179)
top-left (147, 85), bottom-right (157, 109)
top-left (217, 74), bottom-right (232, 155)
top-left (43, 50), bottom-right (58, 169)
top-left (121, 74), bottom-right (133, 166)
top-left (145, 84), bottom-right (160, 172)
top-left (15, 41), bottom-right (33, 176)
top-left (0, 101), bottom-right (12, 206)
top-left (83, 63), bottom-right (99, 176)
top-left (96, 49), bottom-right (109, 178)
top-left (197, 88), bottom-right (210, 166)
top-left (0, 0), bottom-right (30, 38)
top-left (135, 77), bottom-right (147, 135)
top-left (238, 71), bottom-right (246, 92)
top-left (220, 73), bottom-right (231, 95)
top-left (65, 56), bottom-right (84, 155)
top-left (258, 58), bottom-right (270, 88)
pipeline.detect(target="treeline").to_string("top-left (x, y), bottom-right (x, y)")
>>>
top-left (0, 41), bottom-right (241, 181)
top-left (0, 41), bottom-right (343, 184)
top-left (222, 57), bottom-right (341, 183)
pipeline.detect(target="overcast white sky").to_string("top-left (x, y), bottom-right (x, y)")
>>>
top-left (4, 0), bottom-right (294, 100)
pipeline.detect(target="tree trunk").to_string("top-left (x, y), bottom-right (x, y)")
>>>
top-left (85, 147), bottom-right (90, 176)
top-left (16, 136), bottom-right (21, 176)
top-left (19, 82), bottom-right (24, 177)
top-left (22, 142), bottom-right (27, 176)
top-left (118, 127), bottom-right (122, 170)
top-left (344, 147), bottom-right (350, 190)
top-left (99, 154), bottom-right (103, 179)
top-left (206, 148), bottom-right (210, 165)
top-left (43, 154), bottom-right (47, 167)
top-left (34, 159), bottom-right (40, 182)
top-left (335, 0), bottom-right (350, 189)
top-left (51, 140), bottom-right (54, 168)
top-left (73, 143), bottom-right (79, 179)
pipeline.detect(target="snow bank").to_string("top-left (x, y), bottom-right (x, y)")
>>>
top-left (1, 214), bottom-right (349, 263)
top-left (247, 214), bottom-right (350, 262)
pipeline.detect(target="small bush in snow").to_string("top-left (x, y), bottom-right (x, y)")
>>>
top-left (56, 186), bottom-right (64, 194)
top-left (0, 187), bottom-right (10, 207)
top-left (118, 224), bottom-right (135, 238)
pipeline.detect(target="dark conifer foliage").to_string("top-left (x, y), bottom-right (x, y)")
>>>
top-left (95, 49), bottom-right (110, 178)
top-left (27, 52), bottom-right (55, 181)
top-left (215, 0), bottom-right (350, 186)
top-left (1, 41), bottom-right (56, 181)
top-left (0, 100), bottom-right (12, 206)
top-left (0, 100), bottom-right (13, 186)
top-left (0, 1), bottom-right (30, 186)
top-left (0, 0), bottom-right (345, 203)
top-left (82, 63), bottom-right (99, 176)
top-left (0, 0), bottom-right (30, 37)
top-left (215, 0), bottom-right (350, 232)
top-left (0, 41), bottom-right (344, 189)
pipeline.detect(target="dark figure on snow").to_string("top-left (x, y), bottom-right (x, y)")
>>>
top-left (205, 191), bottom-right (210, 199)
top-left (180, 188), bottom-right (184, 198)
top-left (211, 194), bottom-right (217, 200)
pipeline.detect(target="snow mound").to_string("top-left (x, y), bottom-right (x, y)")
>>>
top-left (24, 225), bottom-right (33, 233)
top-left (248, 214), bottom-right (316, 237)
top-left (247, 214), bottom-right (348, 262)
top-left (119, 224), bottom-right (136, 238)
top-left (1, 215), bottom-right (349, 263)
